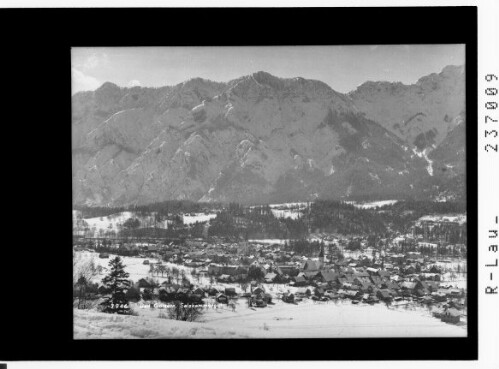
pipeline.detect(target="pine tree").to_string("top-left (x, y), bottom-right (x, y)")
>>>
top-left (100, 256), bottom-right (132, 314)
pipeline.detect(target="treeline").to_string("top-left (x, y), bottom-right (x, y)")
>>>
top-left (77, 199), bottom-right (466, 241)
top-left (308, 200), bottom-right (466, 235)
top-left (208, 207), bottom-right (306, 240)
top-left (75, 200), bottom-right (226, 219)
top-left (286, 239), bottom-right (324, 256)
top-left (118, 221), bottom-right (206, 240)
top-left (74, 205), bottom-right (126, 218)
top-left (377, 200), bottom-right (467, 233)
top-left (384, 200), bottom-right (466, 215)
top-left (310, 200), bottom-right (386, 235)
top-left (133, 200), bottom-right (223, 216)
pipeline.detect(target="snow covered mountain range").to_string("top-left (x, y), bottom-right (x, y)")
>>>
top-left (72, 66), bottom-right (465, 206)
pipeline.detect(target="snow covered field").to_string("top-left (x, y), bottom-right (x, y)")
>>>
top-left (182, 212), bottom-right (217, 225)
top-left (80, 252), bottom-right (197, 284)
top-left (248, 239), bottom-right (289, 245)
top-left (268, 202), bottom-right (308, 209)
top-left (417, 214), bottom-right (467, 225)
top-left (79, 211), bottom-right (137, 235)
top-left (74, 309), bottom-right (253, 339)
top-left (75, 298), bottom-right (466, 339)
top-left (270, 208), bottom-right (303, 220)
top-left (250, 202), bottom-right (306, 220)
top-left (199, 299), bottom-right (466, 338)
top-left (345, 200), bottom-right (398, 209)
top-left (74, 211), bottom-right (217, 237)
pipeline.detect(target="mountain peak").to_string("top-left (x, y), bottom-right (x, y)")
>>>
top-left (97, 81), bottom-right (121, 91)
top-left (416, 64), bottom-right (464, 85)
top-left (441, 64), bottom-right (464, 75)
top-left (250, 71), bottom-right (285, 90)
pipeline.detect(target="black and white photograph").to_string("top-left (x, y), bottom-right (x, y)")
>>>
top-left (72, 45), bottom-right (469, 339)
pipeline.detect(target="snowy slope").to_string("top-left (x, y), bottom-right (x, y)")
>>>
top-left (75, 298), bottom-right (465, 339)
top-left (74, 309), bottom-right (252, 339)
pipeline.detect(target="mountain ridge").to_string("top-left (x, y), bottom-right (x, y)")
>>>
top-left (72, 66), bottom-right (465, 206)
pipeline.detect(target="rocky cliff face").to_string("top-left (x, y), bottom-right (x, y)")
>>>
top-left (72, 66), bottom-right (465, 206)
top-left (349, 65), bottom-right (465, 150)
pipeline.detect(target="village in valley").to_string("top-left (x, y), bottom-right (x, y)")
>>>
top-left (73, 199), bottom-right (468, 339)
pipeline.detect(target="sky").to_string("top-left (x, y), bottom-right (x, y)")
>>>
top-left (71, 45), bottom-right (465, 95)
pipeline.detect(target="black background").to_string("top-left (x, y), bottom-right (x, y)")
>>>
top-left (0, 6), bottom-right (477, 361)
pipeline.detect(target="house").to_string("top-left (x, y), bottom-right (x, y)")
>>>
top-left (253, 298), bottom-right (267, 308)
top-left (302, 260), bottom-right (320, 271)
top-left (235, 273), bottom-right (248, 282)
top-left (192, 287), bottom-right (205, 297)
top-left (264, 272), bottom-right (277, 283)
top-left (449, 288), bottom-right (464, 298)
top-left (252, 286), bottom-right (265, 295)
top-left (376, 289), bottom-right (393, 301)
top-left (370, 275), bottom-right (383, 286)
top-left (216, 293), bottom-right (228, 304)
top-left (282, 292), bottom-right (295, 303)
top-left (276, 265), bottom-right (296, 277)
top-left (431, 291), bottom-right (448, 302)
top-left (441, 308), bottom-right (461, 324)
top-left (160, 283), bottom-right (181, 294)
top-left (218, 274), bottom-right (232, 282)
top-left (316, 270), bottom-right (338, 284)
top-left (337, 289), bottom-right (347, 297)
top-left (355, 280), bottom-right (372, 292)
top-left (97, 285), bottom-right (109, 295)
top-left (263, 293), bottom-right (272, 304)
top-left (208, 264), bottom-right (222, 275)
top-left (383, 280), bottom-right (400, 291)
top-left (415, 280), bottom-right (435, 294)
top-left (447, 301), bottom-right (465, 310)
top-left (378, 270), bottom-right (391, 279)
top-left (225, 287), bottom-right (237, 296)
top-left (420, 296), bottom-right (433, 305)
top-left (367, 294), bottom-right (380, 304)
top-left (384, 263), bottom-right (394, 270)
top-left (207, 287), bottom-right (219, 296)
top-left (339, 274), bottom-right (355, 283)
top-left (400, 281), bottom-right (417, 291)
top-left (314, 286), bottom-right (327, 296)
top-left (236, 266), bottom-right (250, 276)
top-left (295, 287), bottom-right (312, 297)
top-left (429, 265), bottom-right (442, 274)
top-left (292, 275), bottom-right (307, 286)
top-left (222, 265), bottom-right (238, 276)
top-left (138, 278), bottom-right (155, 289)
top-left (304, 271), bottom-right (319, 280)
top-left (355, 270), bottom-right (370, 278)
top-left (341, 281), bottom-right (354, 290)
top-left (344, 290), bottom-right (360, 299)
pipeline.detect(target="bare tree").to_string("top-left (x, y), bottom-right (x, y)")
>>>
top-left (157, 264), bottom-right (166, 277)
top-left (168, 301), bottom-right (204, 322)
top-left (73, 251), bottom-right (98, 285)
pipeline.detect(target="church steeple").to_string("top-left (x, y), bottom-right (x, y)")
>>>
top-left (319, 242), bottom-right (325, 269)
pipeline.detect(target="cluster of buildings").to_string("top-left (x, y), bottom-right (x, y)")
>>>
top-left (74, 213), bottom-right (467, 325)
